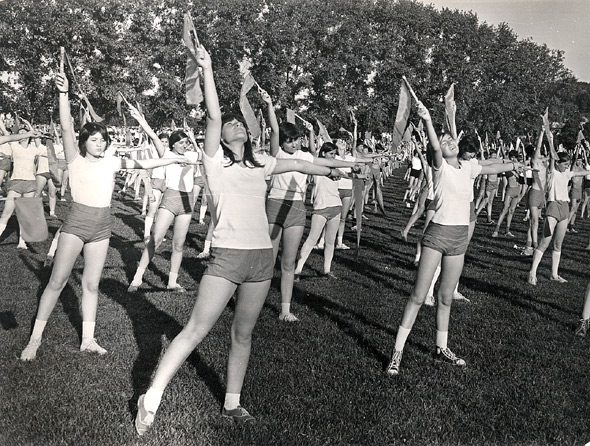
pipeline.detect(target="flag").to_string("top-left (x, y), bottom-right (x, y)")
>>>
top-left (136, 101), bottom-right (143, 117)
top-left (577, 129), bottom-right (585, 143)
top-left (392, 80), bottom-right (411, 150)
top-left (116, 92), bottom-right (123, 117)
top-left (183, 13), bottom-right (203, 105)
top-left (353, 177), bottom-right (364, 255)
top-left (80, 94), bottom-right (104, 122)
top-left (496, 130), bottom-right (501, 140)
top-left (46, 120), bottom-right (60, 187)
top-left (286, 109), bottom-right (296, 124)
top-left (444, 83), bottom-right (457, 139)
top-left (402, 122), bottom-right (414, 142)
top-left (239, 71), bottom-right (261, 140)
top-left (15, 197), bottom-right (48, 242)
top-left (79, 104), bottom-right (86, 127)
top-left (316, 119), bottom-right (332, 143)
top-left (541, 107), bottom-right (554, 151)
top-left (171, 119), bottom-right (177, 130)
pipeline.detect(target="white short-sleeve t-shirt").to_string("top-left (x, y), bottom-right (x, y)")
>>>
top-left (336, 154), bottom-right (355, 190)
top-left (431, 158), bottom-right (482, 226)
top-left (312, 175), bottom-right (341, 210)
top-left (268, 149), bottom-right (314, 201)
top-left (547, 169), bottom-right (574, 202)
top-left (164, 150), bottom-right (199, 192)
top-left (202, 148), bottom-right (277, 249)
top-left (9, 142), bottom-right (46, 180)
top-left (69, 154), bottom-right (122, 207)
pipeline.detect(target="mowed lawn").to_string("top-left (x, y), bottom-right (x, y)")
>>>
top-left (2, 168), bottom-right (590, 446)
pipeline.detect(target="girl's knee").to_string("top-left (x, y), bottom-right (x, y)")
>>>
top-left (172, 239), bottom-right (186, 252)
top-left (47, 277), bottom-right (68, 292)
top-left (231, 328), bottom-right (253, 346)
top-left (82, 280), bottom-right (100, 294)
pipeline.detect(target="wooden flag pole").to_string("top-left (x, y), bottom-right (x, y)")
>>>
top-left (402, 76), bottom-right (419, 103)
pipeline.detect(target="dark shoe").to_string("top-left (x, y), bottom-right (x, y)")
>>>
top-left (222, 406), bottom-right (255, 423)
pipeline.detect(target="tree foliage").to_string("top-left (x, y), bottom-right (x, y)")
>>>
top-left (0, 0), bottom-right (588, 144)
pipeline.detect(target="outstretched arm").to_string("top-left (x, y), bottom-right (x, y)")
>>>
top-left (55, 72), bottom-right (78, 163)
top-left (416, 101), bottom-right (441, 169)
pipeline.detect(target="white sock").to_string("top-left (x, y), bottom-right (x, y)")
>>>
top-left (224, 393), bottom-right (240, 410)
top-left (82, 321), bottom-right (96, 340)
top-left (48, 234), bottom-right (60, 257)
top-left (168, 272), bottom-right (178, 288)
top-left (132, 267), bottom-right (145, 285)
top-left (202, 240), bottom-right (211, 253)
top-left (144, 388), bottom-right (164, 413)
top-left (0, 223), bottom-right (6, 237)
top-left (144, 216), bottom-right (154, 238)
top-left (31, 319), bottom-right (48, 340)
top-left (18, 235), bottom-right (26, 246)
top-left (199, 205), bottom-right (207, 222)
top-left (281, 303), bottom-right (291, 315)
top-left (394, 326), bottom-right (411, 352)
top-left (436, 330), bottom-right (448, 350)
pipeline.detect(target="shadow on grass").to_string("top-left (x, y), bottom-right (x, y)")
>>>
top-left (300, 288), bottom-right (431, 368)
top-left (101, 278), bottom-right (225, 416)
top-left (19, 254), bottom-right (84, 340)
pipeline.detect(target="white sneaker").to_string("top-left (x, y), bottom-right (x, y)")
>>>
top-left (313, 243), bottom-right (324, 250)
top-left (20, 338), bottom-right (42, 361)
top-left (196, 251), bottom-right (210, 259)
top-left (386, 350), bottom-right (403, 376)
top-left (279, 313), bottom-right (299, 322)
top-left (336, 243), bottom-right (350, 250)
top-left (453, 291), bottom-right (470, 302)
top-left (424, 295), bottom-right (435, 306)
top-left (80, 338), bottom-right (107, 355)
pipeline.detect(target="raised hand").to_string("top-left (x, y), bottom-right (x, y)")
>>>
top-left (415, 101), bottom-right (431, 122)
top-left (195, 45), bottom-right (211, 70)
top-left (55, 73), bottom-right (69, 93)
top-left (259, 89), bottom-right (273, 105)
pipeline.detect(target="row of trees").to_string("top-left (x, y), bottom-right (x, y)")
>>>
top-left (0, 0), bottom-right (588, 146)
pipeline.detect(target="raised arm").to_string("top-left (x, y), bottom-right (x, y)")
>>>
top-left (415, 101), bottom-right (441, 168)
top-left (260, 90), bottom-right (279, 156)
top-left (303, 120), bottom-right (316, 156)
top-left (55, 73), bottom-right (78, 163)
top-left (198, 46), bottom-right (221, 158)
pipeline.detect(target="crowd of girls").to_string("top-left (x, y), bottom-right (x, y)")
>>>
top-left (2, 38), bottom-right (590, 436)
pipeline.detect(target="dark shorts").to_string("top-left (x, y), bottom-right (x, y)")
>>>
top-left (469, 201), bottom-right (476, 223)
top-left (485, 181), bottom-right (497, 195)
top-left (8, 179), bottom-right (37, 194)
top-left (506, 186), bottom-right (520, 198)
top-left (159, 189), bottom-right (193, 216)
top-left (421, 223), bottom-right (469, 256)
top-left (266, 198), bottom-right (307, 228)
top-left (193, 176), bottom-right (206, 188)
top-left (0, 157), bottom-right (11, 172)
top-left (527, 177), bottom-right (533, 186)
top-left (528, 188), bottom-right (545, 209)
top-left (57, 159), bottom-right (67, 171)
top-left (338, 189), bottom-right (352, 199)
top-left (410, 168), bottom-right (421, 179)
top-left (313, 205), bottom-right (342, 220)
top-left (584, 178), bottom-right (590, 189)
top-left (36, 172), bottom-right (51, 180)
top-left (427, 198), bottom-right (437, 212)
top-left (62, 202), bottom-right (112, 244)
top-left (546, 200), bottom-right (570, 222)
top-left (204, 247), bottom-right (274, 284)
top-left (570, 185), bottom-right (583, 201)
top-left (151, 178), bottom-right (166, 193)
top-left (518, 176), bottom-right (525, 185)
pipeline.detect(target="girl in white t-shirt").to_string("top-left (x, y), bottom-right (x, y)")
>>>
top-left (528, 149), bottom-right (590, 285)
top-left (294, 142), bottom-right (347, 279)
top-left (20, 73), bottom-right (190, 361)
top-left (128, 126), bottom-right (201, 293)
top-left (265, 98), bottom-right (361, 322)
top-left (0, 127), bottom-right (45, 248)
top-left (134, 45), bottom-right (341, 433)
top-left (386, 100), bottom-right (522, 376)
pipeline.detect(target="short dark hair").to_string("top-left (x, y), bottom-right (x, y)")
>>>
top-left (78, 122), bottom-right (110, 157)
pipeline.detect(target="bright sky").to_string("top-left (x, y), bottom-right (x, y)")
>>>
top-left (417, 0), bottom-right (590, 82)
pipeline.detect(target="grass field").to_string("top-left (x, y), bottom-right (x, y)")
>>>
top-left (2, 168), bottom-right (590, 446)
